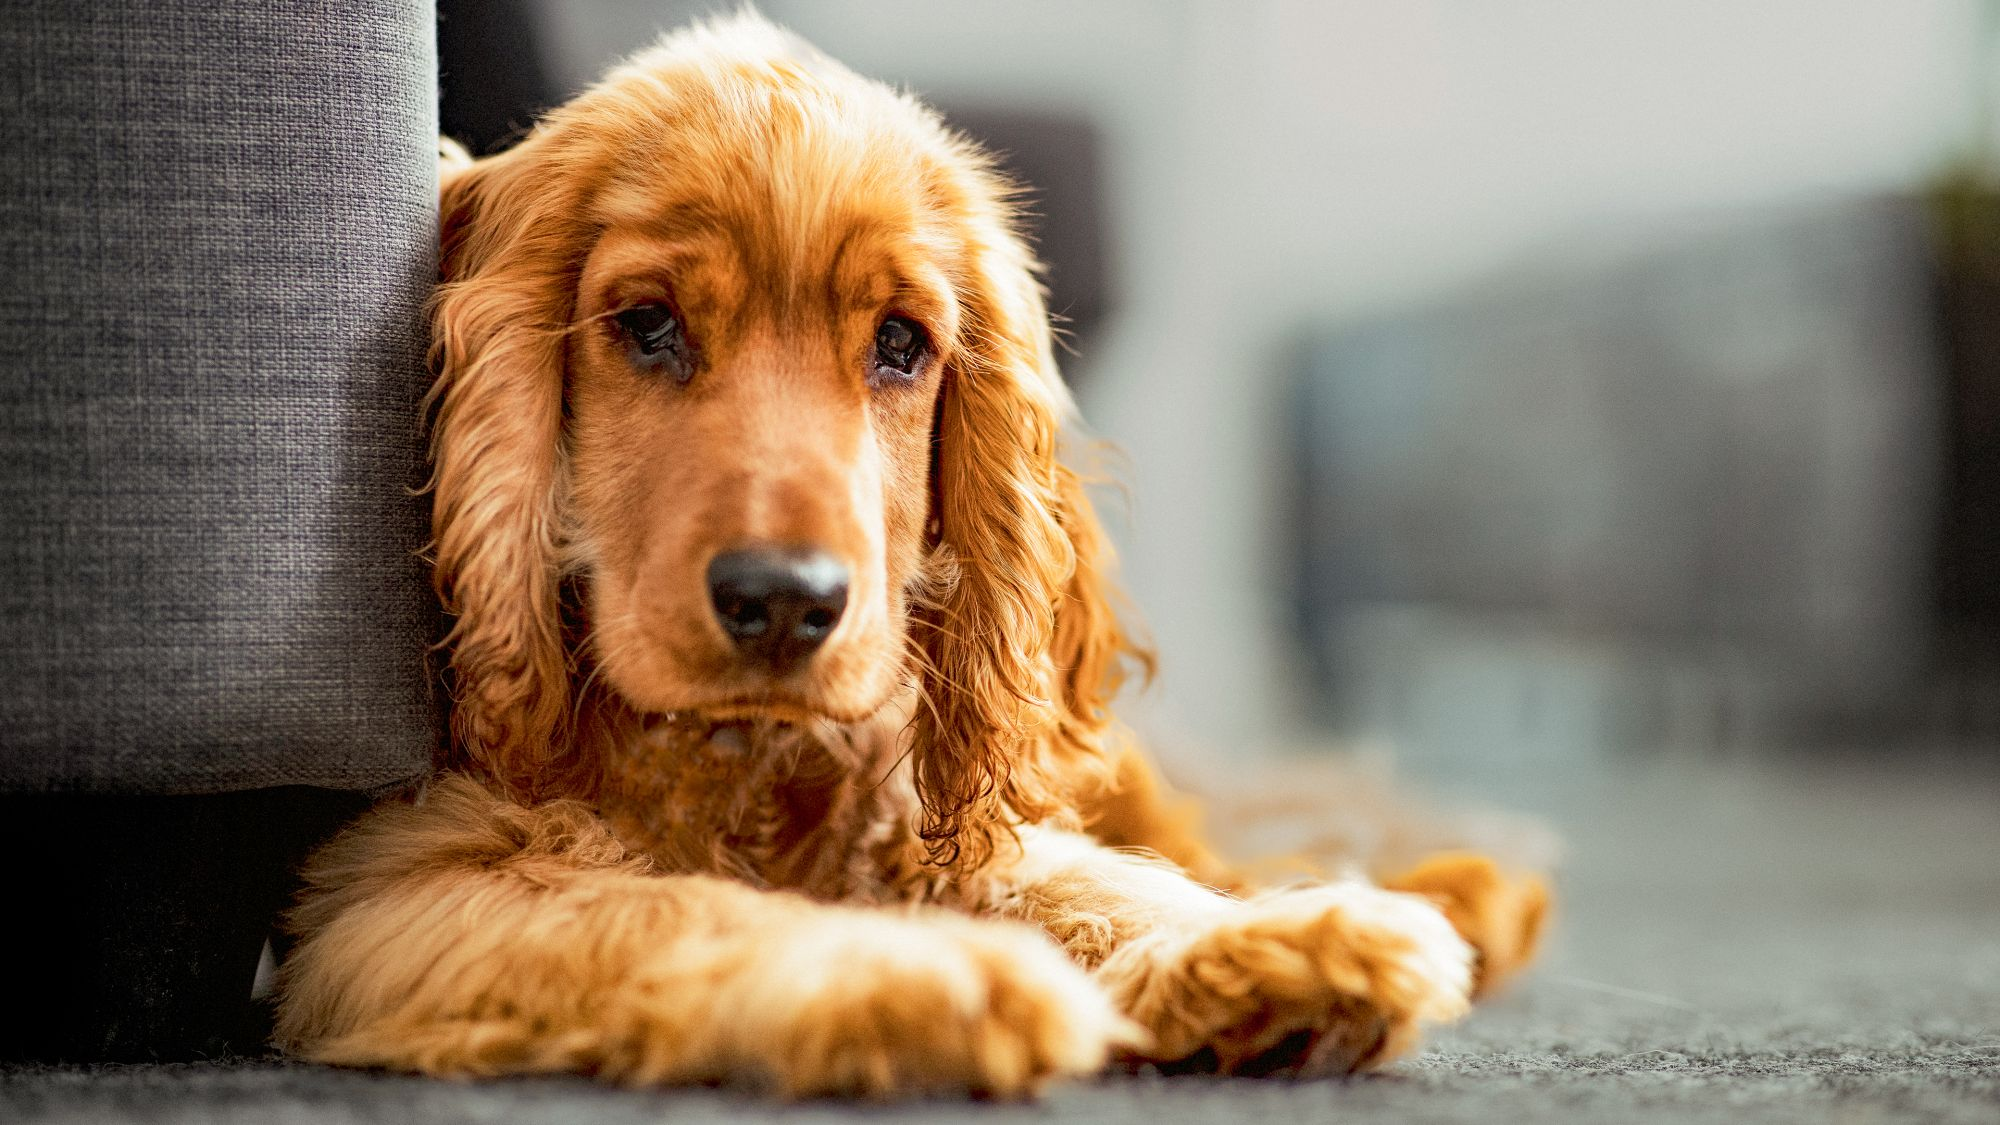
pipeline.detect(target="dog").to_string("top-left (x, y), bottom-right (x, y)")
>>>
top-left (273, 14), bottom-right (1547, 1097)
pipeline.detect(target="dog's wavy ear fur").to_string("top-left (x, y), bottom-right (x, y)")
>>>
top-left (912, 150), bottom-right (1151, 869)
top-left (427, 139), bottom-right (584, 799)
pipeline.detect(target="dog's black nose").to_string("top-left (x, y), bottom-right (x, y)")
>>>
top-left (705, 548), bottom-right (849, 672)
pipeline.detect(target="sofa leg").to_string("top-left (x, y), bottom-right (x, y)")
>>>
top-left (0, 787), bottom-right (373, 1062)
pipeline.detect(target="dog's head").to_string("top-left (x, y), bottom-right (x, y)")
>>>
top-left (429, 16), bottom-right (1143, 866)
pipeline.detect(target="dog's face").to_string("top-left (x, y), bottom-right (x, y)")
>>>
top-left (564, 116), bottom-right (962, 725)
top-left (429, 19), bottom-right (1140, 864)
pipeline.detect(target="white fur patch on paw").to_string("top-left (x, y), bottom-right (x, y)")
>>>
top-left (1097, 877), bottom-right (1475, 1072)
top-left (1252, 880), bottom-right (1476, 1025)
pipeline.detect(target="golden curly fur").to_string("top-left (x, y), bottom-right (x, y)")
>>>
top-left (274, 14), bottom-right (1548, 1097)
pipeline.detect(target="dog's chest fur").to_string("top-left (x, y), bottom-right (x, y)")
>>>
top-left (589, 713), bottom-right (925, 902)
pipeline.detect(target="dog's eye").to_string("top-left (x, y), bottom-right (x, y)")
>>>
top-left (617, 304), bottom-right (679, 352)
top-left (614, 303), bottom-right (695, 381)
top-left (872, 315), bottom-right (928, 382)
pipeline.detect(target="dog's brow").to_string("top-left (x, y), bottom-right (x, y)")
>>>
top-left (826, 222), bottom-right (899, 311)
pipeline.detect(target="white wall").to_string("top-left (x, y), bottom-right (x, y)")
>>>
top-left (535, 0), bottom-right (1985, 757)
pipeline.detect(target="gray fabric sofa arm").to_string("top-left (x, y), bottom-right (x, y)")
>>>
top-left (1, 0), bottom-right (444, 793)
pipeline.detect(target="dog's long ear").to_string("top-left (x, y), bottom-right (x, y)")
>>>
top-left (913, 157), bottom-right (1150, 869)
top-left (427, 141), bottom-right (581, 798)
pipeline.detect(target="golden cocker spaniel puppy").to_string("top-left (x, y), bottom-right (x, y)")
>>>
top-left (273, 15), bottom-right (1547, 1097)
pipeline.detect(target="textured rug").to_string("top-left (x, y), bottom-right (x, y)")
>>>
top-left (5, 759), bottom-right (1997, 1124)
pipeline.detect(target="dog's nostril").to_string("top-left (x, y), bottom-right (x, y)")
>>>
top-left (705, 547), bottom-right (850, 672)
top-left (717, 598), bottom-right (769, 637)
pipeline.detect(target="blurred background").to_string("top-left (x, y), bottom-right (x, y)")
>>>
top-left (444, 0), bottom-right (2000, 799)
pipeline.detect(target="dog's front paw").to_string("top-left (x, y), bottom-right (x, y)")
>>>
top-left (715, 913), bottom-right (1130, 1098)
top-left (1096, 882), bottom-right (1472, 1076)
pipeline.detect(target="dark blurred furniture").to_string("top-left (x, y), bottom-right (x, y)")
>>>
top-left (1, 0), bottom-right (442, 1059)
top-left (1932, 188), bottom-right (2000, 657)
top-left (1287, 200), bottom-right (2000, 759)
top-left (937, 106), bottom-right (1115, 351)
top-left (439, 0), bottom-right (557, 153)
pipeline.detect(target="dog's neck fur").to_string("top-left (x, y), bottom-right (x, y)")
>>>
top-left (574, 692), bottom-right (930, 903)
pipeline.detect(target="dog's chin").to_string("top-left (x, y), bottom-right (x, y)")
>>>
top-left (590, 637), bottom-right (907, 732)
top-left (657, 695), bottom-right (878, 727)
top-left (605, 676), bottom-right (900, 732)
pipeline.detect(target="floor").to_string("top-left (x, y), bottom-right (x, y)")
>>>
top-left (4, 757), bottom-right (1997, 1124)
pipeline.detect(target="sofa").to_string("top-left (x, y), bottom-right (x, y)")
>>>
top-left (0, 0), bottom-right (442, 1059)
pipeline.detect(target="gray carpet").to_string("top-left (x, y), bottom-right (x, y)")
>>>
top-left (6, 759), bottom-right (1997, 1123)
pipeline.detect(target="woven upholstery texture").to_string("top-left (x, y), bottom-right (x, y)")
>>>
top-left (0, 1), bottom-right (443, 792)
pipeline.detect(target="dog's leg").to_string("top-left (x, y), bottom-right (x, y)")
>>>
top-left (276, 777), bottom-right (1125, 1097)
top-left (1071, 744), bottom-right (1551, 1000)
top-left (974, 827), bottom-right (1480, 1075)
top-left (1074, 737), bottom-right (1243, 891)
